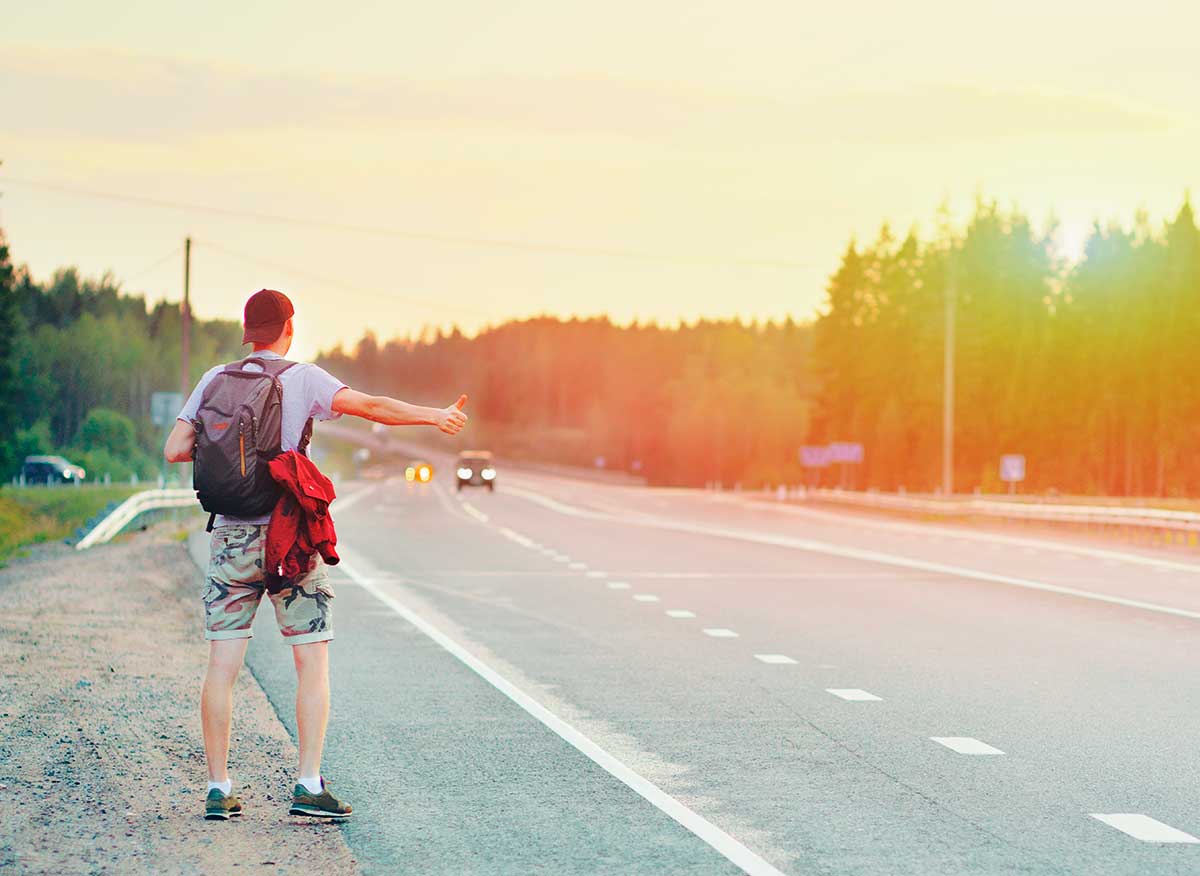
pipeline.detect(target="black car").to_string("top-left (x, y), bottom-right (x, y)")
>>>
top-left (22, 455), bottom-right (86, 485)
top-left (456, 451), bottom-right (496, 491)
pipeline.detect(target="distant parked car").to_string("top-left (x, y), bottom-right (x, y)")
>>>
top-left (456, 451), bottom-right (496, 491)
top-left (22, 455), bottom-right (86, 485)
top-left (405, 460), bottom-right (434, 483)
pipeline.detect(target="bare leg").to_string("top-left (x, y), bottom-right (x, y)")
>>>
top-left (293, 641), bottom-right (330, 778)
top-left (201, 638), bottom-right (250, 782)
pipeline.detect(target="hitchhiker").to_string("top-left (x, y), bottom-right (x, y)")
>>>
top-left (164, 289), bottom-right (468, 821)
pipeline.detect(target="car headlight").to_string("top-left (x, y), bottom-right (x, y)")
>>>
top-left (418, 466), bottom-right (432, 482)
top-left (457, 467), bottom-right (473, 479)
top-left (405, 467), bottom-right (416, 481)
top-left (481, 468), bottom-right (496, 480)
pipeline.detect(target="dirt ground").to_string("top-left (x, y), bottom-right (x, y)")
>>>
top-left (0, 527), bottom-right (361, 876)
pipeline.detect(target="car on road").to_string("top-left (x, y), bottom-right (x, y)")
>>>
top-left (456, 451), bottom-right (496, 491)
top-left (22, 455), bottom-right (86, 485)
top-left (405, 460), bottom-right (434, 483)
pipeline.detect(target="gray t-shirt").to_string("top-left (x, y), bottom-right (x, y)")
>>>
top-left (178, 351), bottom-right (347, 526)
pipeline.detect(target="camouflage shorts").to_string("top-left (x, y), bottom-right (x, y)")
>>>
top-left (202, 524), bottom-right (334, 646)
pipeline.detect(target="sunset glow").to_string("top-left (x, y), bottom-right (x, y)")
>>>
top-left (3, 0), bottom-right (1197, 357)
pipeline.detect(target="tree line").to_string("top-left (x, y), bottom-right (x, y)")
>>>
top-left (318, 317), bottom-right (816, 487)
top-left (0, 231), bottom-right (242, 482)
top-left (322, 196), bottom-right (1200, 495)
top-left (3, 193), bottom-right (1197, 495)
top-left (813, 197), bottom-right (1200, 496)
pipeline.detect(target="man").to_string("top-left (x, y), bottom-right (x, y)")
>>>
top-left (164, 288), bottom-right (468, 820)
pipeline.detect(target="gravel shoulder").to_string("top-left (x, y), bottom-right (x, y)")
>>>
top-left (0, 525), bottom-right (361, 876)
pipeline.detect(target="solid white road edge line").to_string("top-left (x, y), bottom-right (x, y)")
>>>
top-left (330, 483), bottom-right (379, 514)
top-left (1090, 814), bottom-right (1200, 843)
top-left (499, 484), bottom-right (1200, 623)
top-left (337, 556), bottom-right (792, 876)
top-left (729, 494), bottom-right (1200, 575)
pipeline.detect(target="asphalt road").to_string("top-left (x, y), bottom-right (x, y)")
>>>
top-left (231, 459), bottom-right (1200, 875)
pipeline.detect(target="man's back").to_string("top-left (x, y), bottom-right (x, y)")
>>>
top-left (178, 351), bottom-right (346, 525)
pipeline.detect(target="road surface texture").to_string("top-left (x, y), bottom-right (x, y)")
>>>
top-left (207, 458), bottom-right (1200, 875)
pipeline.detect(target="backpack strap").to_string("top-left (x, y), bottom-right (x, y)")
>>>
top-left (228, 357), bottom-right (314, 454)
top-left (234, 356), bottom-right (296, 377)
top-left (298, 416), bottom-right (315, 456)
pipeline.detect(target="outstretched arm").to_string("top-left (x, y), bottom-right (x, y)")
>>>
top-left (332, 389), bottom-right (468, 435)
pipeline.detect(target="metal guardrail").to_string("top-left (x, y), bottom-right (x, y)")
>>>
top-left (801, 489), bottom-right (1200, 533)
top-left (74, 480), bottom-right (1200, 551)
top-left (75, 488), bottom-right (197, 550)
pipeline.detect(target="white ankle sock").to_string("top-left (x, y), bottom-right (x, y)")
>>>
top-left (207, 778), bottom-right (232, 795)
top-left (298, 775), bottom-right (323, 794)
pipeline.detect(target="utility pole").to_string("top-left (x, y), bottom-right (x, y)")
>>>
top-left (180, 237), bottom-right (191, 399)
top-left (942, 257), bottom-right (956, 496)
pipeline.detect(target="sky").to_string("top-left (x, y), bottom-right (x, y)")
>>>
top-left (2, 0), bottom-right (1198, 358)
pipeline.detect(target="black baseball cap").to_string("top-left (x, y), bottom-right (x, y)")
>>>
top-left (242, 289), bottom-right (294, 344)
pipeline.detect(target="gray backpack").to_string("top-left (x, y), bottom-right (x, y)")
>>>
top-left (190, 356), bottom-right (312, 530)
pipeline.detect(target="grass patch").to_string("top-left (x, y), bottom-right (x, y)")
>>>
top-left (0, 485), bottom-right (140, 565)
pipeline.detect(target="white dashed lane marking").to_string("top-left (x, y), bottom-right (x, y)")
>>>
top-left (554, 556), bottom-right (571, 563)
top-left (632, 594), bottom-right (660, 603)
top-left (607, 582), bottom-right (631, 590)
top-left (826, 689), bottom-right (882, 701)
top-left (585, 570), bottom-right (607, 578)
top-left (930, 737), bottom-right (1005, 755)
top-left (754, 654), bottom-right (797, 665)
top-left (569, 562), bottom-right (587, 570)
top-left (665, 610), bottom-right (696, 619)
top-left (1090, 814), bottom-right (1200, 843)
top-left (461, 502), bottom-right (489, 523)
top-left (498, 527), bottom-right (535, 548)
top-left (703, 628), bottom-right (739, 638)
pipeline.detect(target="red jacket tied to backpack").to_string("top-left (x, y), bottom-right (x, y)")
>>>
top-left (265, 451), bottom-right (339, 592)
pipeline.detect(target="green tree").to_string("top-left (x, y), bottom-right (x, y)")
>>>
top-left (76, 408), bottom-right (140, 459)
top-left (0, 232), bottom-right (23, 479)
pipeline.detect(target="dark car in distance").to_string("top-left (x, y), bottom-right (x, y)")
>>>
top-left (22, 455), bottom-right (86, 485)
top-left (456, 451), bottom-right (496, 491)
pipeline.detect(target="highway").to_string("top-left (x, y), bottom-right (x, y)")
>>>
top-left (234, 456), bottom-right (1200, 875)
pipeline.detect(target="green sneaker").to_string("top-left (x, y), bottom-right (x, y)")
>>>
top-left (204, 787), bottom-right (243, 820)
top-left (289, 778), bottom-right (352, 820)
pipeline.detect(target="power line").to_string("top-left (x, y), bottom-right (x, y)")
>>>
top-left (122, 245), bottom-right (182, 287)
top-left (0, 175), bottom-right (821, 270)
top-left (197, 239), bottom-right (496, 320)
